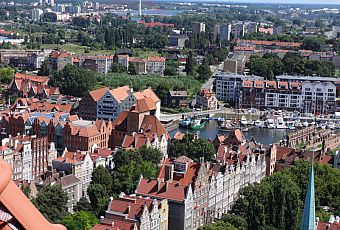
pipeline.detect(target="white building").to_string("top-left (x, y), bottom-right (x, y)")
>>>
top-left (301, 81), bottom-right (336, 114)
top-left (215, 72), bottom-right (263, 103)
top-left (31, 9), bottom-right (44, 21)
top-left (147, 57), bottom-right (166, 75)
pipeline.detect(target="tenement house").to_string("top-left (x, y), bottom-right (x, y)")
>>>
top-left (94, 194), bottom-right (168, 230)
top-left (52, 149), bottom-right (93, 196)
top-left (0, 134), bottom-right (57, 181)
top-left (212, 129), bottom-right (266, 217)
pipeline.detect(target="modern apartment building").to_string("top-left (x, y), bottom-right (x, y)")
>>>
top-left (301, 81), bottom-right (336, 114)
top-left (147, 57), bottom-right (166, 75)
top-left (240, 78), bottom-right (337, 114)
top-left (192, 22), bottom-right (206, 33)
top-left (80, 86), bottom-right (160, 121)
top-left (215, 72), bottom-right (263, 103)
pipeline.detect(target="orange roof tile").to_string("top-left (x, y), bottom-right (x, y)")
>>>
top-left (89, 87), bottom-right (110, 102)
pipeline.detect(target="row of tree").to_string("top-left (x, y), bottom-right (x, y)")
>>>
top-left (200, 161), bottom-right (340, 230)
top-left (247, 52), bottom-right (336, 79)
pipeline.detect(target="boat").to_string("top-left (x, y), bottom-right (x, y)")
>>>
top-left (302, 121), bottom-right (309, 127)
top-left (319, 123), bottom-right (326, 129)
top-left (190, 118), bottom-right (206, 130)
top-left (266, 119), bottom-right (276, 129)
top-left (327, 122), bottom-right (335, 130)
top-left (242, 127), bottom-right (249, 132)
top-left (286, 121), bottom-right (296, 130)
top-left (254, 120), bottom-right (264, 127)
top-left (180, 117), bottom-right (191, 127)
top-left (275, 117), bottom-right (287, 129)
top-left (240, 115), bottom-right (248, 126)
top-left (219, 120), bottom-right (236, 131)
top-left (295, 121), bottom-right (303, 128)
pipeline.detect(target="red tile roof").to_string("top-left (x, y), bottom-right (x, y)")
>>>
top-left (89, 87), bottom-right (110, 102)
top-left (136, 178), bottom-right (189, 202)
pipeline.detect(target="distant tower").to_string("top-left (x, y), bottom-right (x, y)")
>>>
top-left (300, 152), bottom-right (316, 230)
top-left (139, 0), bottom-right (142, 16)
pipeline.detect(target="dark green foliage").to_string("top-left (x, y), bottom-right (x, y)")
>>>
top-left (87, 184), bottom-right (109, 216)
top-left (74, 197), bottom-right (92, 212)
top-left (221, 214), bottom-right (248, 230)
top-left (138, 145), bottom-right (164, 165)
top-left (185, 51), bottom-right (196, 75)
top-left (21, 184), bottom-right (31, 198)
top-left (248, 52), bottom-right (336, 79)
top-left (0, 67), bottom-right (14, 83)
top-left (197, 59), bottom-right (212, 82)
top-left (302, 37), bottom-right (326, 52)
top-left (111, 53), bottom-right (126, 73)
top-left (62, 211), bottom-right (98, 230)
top-left (87, 166), bottom-right (112, 216)
top-left (41, 12), bottom-right (57, 22)
top-left (50, 64), bottom-right (97, 97)
top-left (111, 146), bottom-right (162, 195)
top-left (38, 60), bottom-right (53, 76)
top-left (199, 221), bottom-right (238, 230)
top-left (91, 165), bottom-right (113, 193)
top-left (168, 134), bottom-right (216, 162)
top-left (32, 185), bottom-right (69, 223)
top-left (0, 41), bottom-right (17, 49)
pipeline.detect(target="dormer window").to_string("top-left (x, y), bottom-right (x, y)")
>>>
top-left (174, 162), bottom-right (187, 173)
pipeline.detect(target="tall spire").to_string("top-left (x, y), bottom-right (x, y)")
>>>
top-left (300, 152), bottom-right (316, 230)
top-left (138, 0), bottom-right (142, 16)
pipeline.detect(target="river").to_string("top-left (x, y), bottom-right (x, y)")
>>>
top-left (169, 120), bottom-right (292, 146)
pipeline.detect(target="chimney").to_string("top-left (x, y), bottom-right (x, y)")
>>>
top-left (157, 178), bottom-right (162, 190)
top-left (165, 164), bottom-right (174, 182)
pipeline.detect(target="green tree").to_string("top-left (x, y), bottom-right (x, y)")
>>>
top-left (168, 135), bottom-right (215, 162)
top-left (0, 67), bottom-right (14, 83)
top-left (38, 60), bottom-right (53, 76)
top-left (87, 184), bottom-right (109, 216)
top-left (137, 145), bottom-right (163, 165)
top-left (113, 160), bottom-right (157, 195)
top-left (282, 52), bottom-right (305, 75)
top-left (221, 214), bottom-right (248, 230)
top-left (185, 51), bottom-right (196, 75)
top-left (62, 211), bottom-right (98, 230)
top-left (32, 185), bottom-right (69, 223)
top-left (21, 184), bottom-right (31, 198)
top-left (199, 221), bottom-right (238, 230)
top-left (197, 59), bottom-right (212, 82)
top-left (91, 165), bottom-right (113, 193)
top-left (74, 197), bottom-right (92, 212)
top-left (50, 64), bottom-right (97, 97)
top-left (128, 62), bottom-right (138, 75)
top-left (111, 53), bottom-right (126, 73)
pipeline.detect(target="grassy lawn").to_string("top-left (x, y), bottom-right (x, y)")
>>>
top-left (161, 107), bottom-right (192, 114)
top-left (39, 44), bottom-right (162, 58)
top-left (133, 48), bottom-right (160, 58)
top-left (40, 44), bottom-right (115, 55)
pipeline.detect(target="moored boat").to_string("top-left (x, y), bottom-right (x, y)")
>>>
top-left (190, 118), bottom-right (206, 130)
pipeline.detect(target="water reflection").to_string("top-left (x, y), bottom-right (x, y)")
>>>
top-left (169, 120), bottom-right (291, 145)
